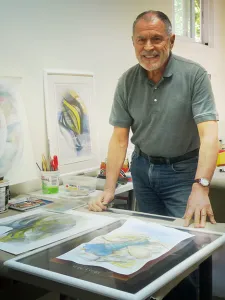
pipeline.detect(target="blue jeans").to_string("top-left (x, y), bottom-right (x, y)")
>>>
top-left (131, 151), bottom-right (199, 300)
top-left (130, 151), bottom-right (198, 218)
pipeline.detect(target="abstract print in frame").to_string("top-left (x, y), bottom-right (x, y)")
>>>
top-left (44, 70), bottom-right (99, 174)
top-left (0, 77), bottom-right (36, 184)
top-left (0, 209), bottom-right (115, 254)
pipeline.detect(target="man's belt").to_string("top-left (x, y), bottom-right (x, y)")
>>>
top-left (139, 148), bottom-right (199, 165)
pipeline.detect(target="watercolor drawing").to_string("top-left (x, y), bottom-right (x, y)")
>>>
top-left (58, 89), bottom-right (91, 157)
top-left (0, 79), bottom-right (23, 179)
top-left (78, 233), bottom-right (168, 269)
top-left (55, 84), bottom-right (92, 165)
top-left (58, 218), bottom-right (193, 275)
top-left (0, 209), bottom-right (115, 255)
top-left (0, 77), bottom-right (37, 184)
top-left (0, 211), bottom-right (77, 244)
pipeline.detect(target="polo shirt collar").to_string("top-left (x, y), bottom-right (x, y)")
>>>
top-left (163, 53), bottom-right (174, 78)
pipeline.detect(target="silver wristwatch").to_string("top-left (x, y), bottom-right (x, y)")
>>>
top-left (194, 178), bottom-right (210, 187)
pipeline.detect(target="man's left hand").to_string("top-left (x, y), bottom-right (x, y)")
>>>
top-left (184, 183), bottom-right (216, 228)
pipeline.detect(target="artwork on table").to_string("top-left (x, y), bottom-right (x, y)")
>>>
top-left (44, 70), bottom-right (99, 175)
top-left (0, 209), bottom-right (115, 254)
top-left (0, 226), bottom-right (12, 235)
top-left (58, 218), bottom-right (194, 275)
top-left (43, 200), bottom-right (86, 212)
top-left (0, 77), bottom-right (37, 184)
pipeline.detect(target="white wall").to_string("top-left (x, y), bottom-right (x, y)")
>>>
top-left (0, 0), bottom-right (172, 193)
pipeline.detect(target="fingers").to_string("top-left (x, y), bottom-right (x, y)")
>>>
top-left (194, 207), bottom-right (201, 228)
top-left (88, 201), bottom-right (102, 212)
top-left (184, 206), bottom-right (216, 228)
top-left (184, 206), bottom-right (194, 227)
top-left (98, 199), bottom-right (108, 210)
top-left (199, 208), bottom-right (207, 228)
top-left (88, 194), bottom-right (110, 212)
top-left (207, 207), bottom-right (216, 225)
top-left (88, 200), bottom-right (105, 212)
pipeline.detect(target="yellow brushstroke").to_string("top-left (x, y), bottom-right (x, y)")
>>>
top-left (63, 99), bottom-right (81, 133)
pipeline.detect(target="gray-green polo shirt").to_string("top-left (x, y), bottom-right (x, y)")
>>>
top-left (109, 54), bottom-right (218, 157)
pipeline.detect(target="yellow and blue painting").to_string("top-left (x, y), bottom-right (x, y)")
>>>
top-left (0, 210), bottom-right (114, 255)
top-left (56, 87), bottom-right (92, 165)
top-left (0, 211), bottom-right (77, 243)
top-left (0, 211), bottom-right (78, 255)
top-left (58, 218), bottom-right (193, 275)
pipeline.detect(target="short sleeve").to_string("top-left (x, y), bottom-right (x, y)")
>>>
top-left (192, 71), bottom-right (218, 124)
top-left (109, 77), bottom-right (133, 128)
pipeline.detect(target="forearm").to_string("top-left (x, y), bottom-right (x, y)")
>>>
top-left (195, 137), bottom-right (219, 182)
top-left (104, 133), bottom-right (128, 193)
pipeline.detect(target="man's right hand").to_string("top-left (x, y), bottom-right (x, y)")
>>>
top-left (88, 190), bottom-right (114, 212)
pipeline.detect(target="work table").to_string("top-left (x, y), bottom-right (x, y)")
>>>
top-left (0, 206), bottom-right (225, 300)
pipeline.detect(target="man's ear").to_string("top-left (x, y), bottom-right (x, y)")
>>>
top-left (170, 34), bottom-right (175, 49)
top-left (132, 36), bottom-right (134, 46)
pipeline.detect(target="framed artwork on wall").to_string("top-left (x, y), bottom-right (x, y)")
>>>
top-left (0, 77), bottom-right (37, 184)
top-left (43, 70), bottom-right (100, 175)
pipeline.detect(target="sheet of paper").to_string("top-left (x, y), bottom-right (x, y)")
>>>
top-left (58, 218), bottom-right (194, 275)
top-left (43, 200), bottom-right (86, 212)
top-left (0, 77), bottom-right (37, 184)
top-left (0, 226), bottom-right (12, 235)
top-left (0, 209), bottom-right (116, 254)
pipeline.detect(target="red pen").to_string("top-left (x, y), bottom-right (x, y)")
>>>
top-left (53, 155), bottom-right (58, 171)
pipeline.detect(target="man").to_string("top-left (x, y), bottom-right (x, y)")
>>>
top-left (89, 10), bottom-right (218, 228)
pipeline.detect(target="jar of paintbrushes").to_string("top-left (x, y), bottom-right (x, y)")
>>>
top-left (37, 155), bottom-right (60, 194)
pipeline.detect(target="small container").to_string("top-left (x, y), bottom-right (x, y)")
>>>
top-left (0, 179), bottom-right (10, 213)
top-left (61, 175), bottom-right (96, 196)
top-left (41, 171), bottom-right (60, 194)
top-left (217, 150), bottom-right (225, 167)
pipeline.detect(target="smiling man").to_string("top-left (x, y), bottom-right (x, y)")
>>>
top-left (133, 12), bottom-right (173, 78)
top-left (89, 10), bottom-right (219, 230)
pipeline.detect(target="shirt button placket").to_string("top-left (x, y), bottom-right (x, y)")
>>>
top-left (153, 86), bottom-right (158, 103)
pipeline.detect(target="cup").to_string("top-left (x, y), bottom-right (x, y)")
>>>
top-left (41, 171), bottom-right (60, 194)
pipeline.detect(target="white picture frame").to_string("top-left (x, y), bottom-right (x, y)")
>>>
top-left (43, 69), bottom-right (100, 175)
